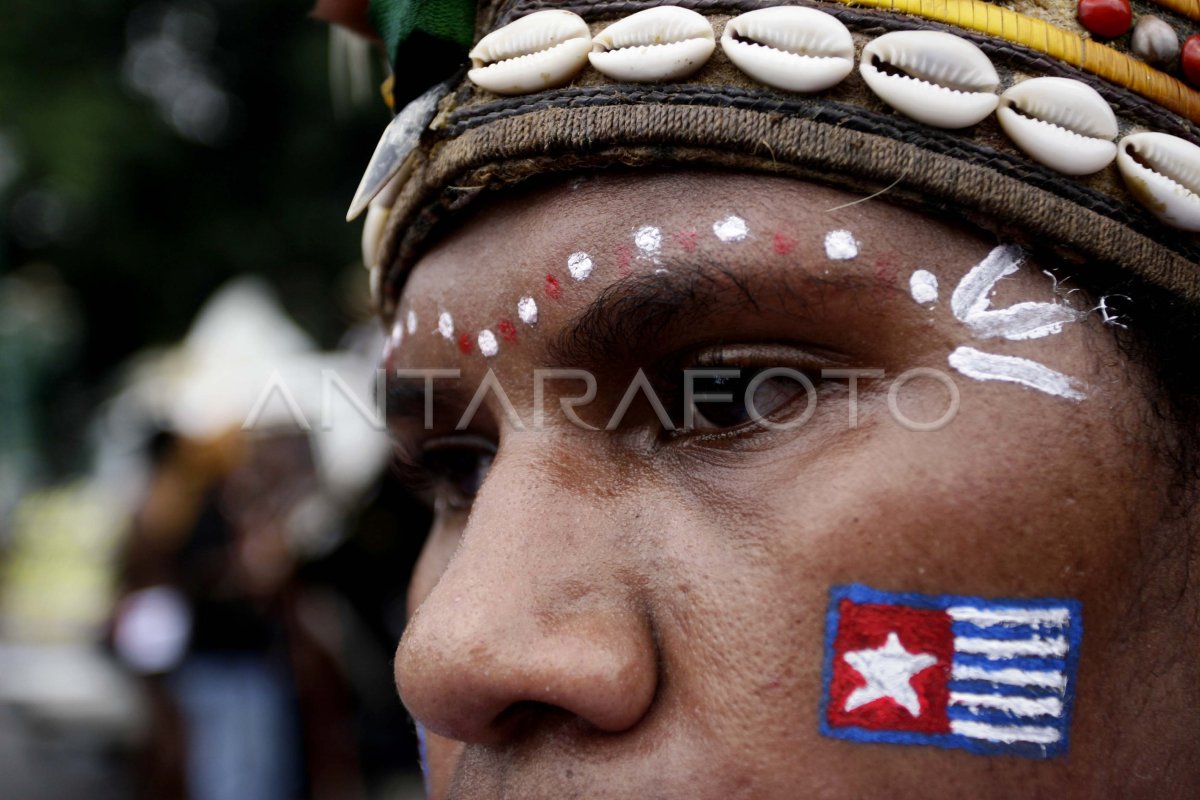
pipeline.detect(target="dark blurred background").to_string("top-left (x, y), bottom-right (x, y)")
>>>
top-left (0, 2), bottom-right (430, 798)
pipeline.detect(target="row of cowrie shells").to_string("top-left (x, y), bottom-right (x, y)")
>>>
top-left (459, 7), bottom-right (1200, 233)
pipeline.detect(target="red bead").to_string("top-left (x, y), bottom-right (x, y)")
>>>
top-left (1183, 35), bottom-right (1200, 87)
top-left (1077, 0), bottom-right (1132, 38)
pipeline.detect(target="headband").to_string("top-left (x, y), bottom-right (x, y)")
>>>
top-left (348, 0), bottom-right (1200, 315)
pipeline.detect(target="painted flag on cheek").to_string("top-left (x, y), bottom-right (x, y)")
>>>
top-left (820, 584), bottom-right (1082, 759)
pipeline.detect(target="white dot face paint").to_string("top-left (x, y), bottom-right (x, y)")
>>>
top-left (949, 346), bottom-right (1085, 401)
top-left (406, 309), bottom-right (418, 335)
top-left (477, 329), bottom-right (499, 358)
top-left (910, 270), bottom-right (939, 304)
top-left (567, 251), bottom-right (594, 281)
top-left (437, 311), bottom-right (454, 340)
top-left (389, 321), bottom-right (404, 348)
top-left (824, 229), bottom-right (860, 261)
top-left (634, 226), bottom-right (662, 259)
top-left (712, 215), bottom-right (749, 242)
top-left (517, 296), bottom-right (538, 325)
top-left (951, 245), bottom-right (1080, 341)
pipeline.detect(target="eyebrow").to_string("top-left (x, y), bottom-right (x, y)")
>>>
top-left (547, 258), bottom-right (878, 370)
top-left (386, 377), bottom-right (466, 429)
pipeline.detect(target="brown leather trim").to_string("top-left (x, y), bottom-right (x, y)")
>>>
top-left (380, 102), bottom-right (1200, 313)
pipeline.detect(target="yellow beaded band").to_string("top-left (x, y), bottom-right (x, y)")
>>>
top-left (1151, 0), bottom-right (1200, 24)
top-left (774, 0), bottom-right (1200, 121)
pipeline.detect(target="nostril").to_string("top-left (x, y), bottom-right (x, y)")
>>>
top-left (490, 701), bottom-right (580, 740)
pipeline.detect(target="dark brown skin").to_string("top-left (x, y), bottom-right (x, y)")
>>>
top-left (384, 172), bottom-right (1200, 799)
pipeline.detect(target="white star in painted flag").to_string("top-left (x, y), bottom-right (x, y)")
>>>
top-left (842, 632), bottom-right (938, 717)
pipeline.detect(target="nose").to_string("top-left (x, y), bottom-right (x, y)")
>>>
top-left (393, 446), bottom-right (660, 745)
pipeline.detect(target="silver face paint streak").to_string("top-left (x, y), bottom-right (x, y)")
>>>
top-left (949, 346), bottom-right (1085, 401)
top-left (951, 245), bottom-right (1080, 341)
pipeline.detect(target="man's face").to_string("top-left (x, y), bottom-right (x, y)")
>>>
top-left (384, 172), bottom-right (1190, 798)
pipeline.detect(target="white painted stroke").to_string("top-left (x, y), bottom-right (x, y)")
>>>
top-left (517, 296), bottom-right (538, 325)
top-left (949, 347), bottom-right (1086, 401)
top-left (951, 244), bottom-right (1022, 319)
top-left (824, 229), bottom-right (859, 260)
top-left (951, 664), bottom-right (1067, 691)
top-left (955, 636), bottom-right (1069, 659)
top-left (948, 606), bottom-right (1072, 628)
top-left (567, 251), bottom-right (594, 281)
top-left (477, 330), bottom-right (499, 358)
top-left (713, 215), bottom-right (749, 242)
top-left (910, 270), bottom-right (939, 304)
top-left (437, 312), bottom-right (454, 340)
top-left (949, 692), bottom-right (1064, 718)
top-left (950, 720), bottom-right (1061, 745)
top-left (950, 245), bottom-right (1080, 340)
top-left (635, 225), bottom-right (662, 257)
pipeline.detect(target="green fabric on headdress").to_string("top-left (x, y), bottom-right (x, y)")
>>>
top-left (369, 0), bottom-right (475, 104)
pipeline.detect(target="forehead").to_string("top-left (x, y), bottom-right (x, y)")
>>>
top-left (398, 170), bottom-right (984, 315)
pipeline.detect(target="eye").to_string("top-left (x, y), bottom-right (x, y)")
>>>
top-left (683, 366), bottom-right (817, 433)
top-left (396, 435), bottom-right (495, 511)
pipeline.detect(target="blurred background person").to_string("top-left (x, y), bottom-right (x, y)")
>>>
top-left (0, 2), bottom-right (431, 798)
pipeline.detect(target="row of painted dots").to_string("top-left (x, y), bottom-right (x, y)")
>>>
top-left (391, 217), bottom-right (864, 358)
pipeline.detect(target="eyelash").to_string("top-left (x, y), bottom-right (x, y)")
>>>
top-left (392, 434), bottom-right (496, 512)
top-left (390, 346), bottom-right (839, 511)
top-left (653, 346), bottom-right (837, 440)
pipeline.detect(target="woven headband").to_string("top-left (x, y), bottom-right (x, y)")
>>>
top-left (347, 0), bottom-right (1200, 315)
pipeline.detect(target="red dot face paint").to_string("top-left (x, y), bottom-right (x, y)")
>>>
top-left (674, 229), bottom-right (699, 252)
top-left (498, 319), bottom-right (518, 342)
top-left (773, 232), bottom-right (797, 255)
top-left (545, 274), bottom-right (562, 299)
top-left (457, 332), bottom-right (474, 355)
top-left (616, 244), bottom-right (633, 276)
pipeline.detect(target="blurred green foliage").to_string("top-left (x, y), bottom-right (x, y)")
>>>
top-left (0, 0), bottom-right (389, 476)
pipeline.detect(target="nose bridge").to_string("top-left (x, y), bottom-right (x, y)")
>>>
top-left (395, 433), bottom-right (659, 744)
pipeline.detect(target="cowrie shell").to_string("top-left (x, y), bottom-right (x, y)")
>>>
top-left (997, 78), bottom-right (1118, 175)
top-left (589, 6), bottom-right (715, 82)
top-left (1116, 131), bottom-right (1200, 231)
top-left (860, 31), bottom-right (999, 128)
top-left (468, 10), bottom-right (591, 95)
top-left (721, 7), bottom-right (853, 93)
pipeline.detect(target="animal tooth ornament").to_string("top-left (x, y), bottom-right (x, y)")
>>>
top-left (1116, 131), bottom-right (1200, 231)
top-left (468, 10), bottom-right (592, 95)
top-left (997, 78), bottom-right (1119, 175)
top-left (589, 6), bottom-right (715, 82)
top-left (348, 0), bottom-right (1200, 317)
top-left (859, 31), bottom-right (1000, 128)
top-left (361, 203), bottom-right (390, 271)
top-left (720, 7), bottom-right (854, 93)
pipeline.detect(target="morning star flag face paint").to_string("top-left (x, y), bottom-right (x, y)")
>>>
top-left (820, 584), bottom-right (1082, 759)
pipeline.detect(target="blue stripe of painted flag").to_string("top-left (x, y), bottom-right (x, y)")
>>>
top-left (947, 679), bottom-right (1064, 699)
top-left (952, 653), bottom-right (1068, 672)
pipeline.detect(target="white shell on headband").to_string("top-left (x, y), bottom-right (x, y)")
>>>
top-left (1116, 131), bottom-right (1200, 231)
top-left (468, 10), bottom-right (592, 95)
top-left (720, 7), bottom-right (854, 93)
top-left (997, 77), bottom-right (1118, 175)
top-left (860, 31), bottom-right (999, 128)
top-left (589, 6), bottom-right (715, 82)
